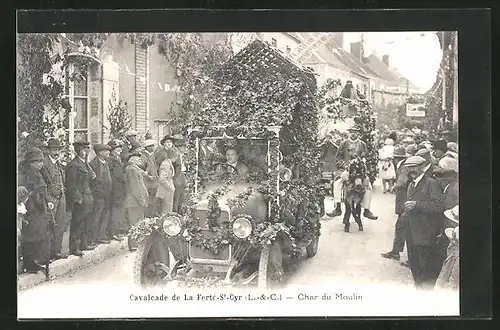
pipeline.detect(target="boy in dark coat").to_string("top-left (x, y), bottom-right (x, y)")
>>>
top-left (401, 156), bottom-right (445, 290)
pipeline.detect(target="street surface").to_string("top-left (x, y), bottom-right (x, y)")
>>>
top-left (19, 180), bottom-right (412, 291)
top-left (19, 180), bottom-right (460, 318)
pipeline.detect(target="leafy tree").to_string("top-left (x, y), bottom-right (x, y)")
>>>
top-left (107, 90), bottom-right (132, 139)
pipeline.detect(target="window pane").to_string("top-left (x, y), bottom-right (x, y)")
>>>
top-left (74, 98), bottom-right (88, 129)
top-left (74, 130), bottom-right (88, 142)
top-left (74, 74), bottom-right (88, 96)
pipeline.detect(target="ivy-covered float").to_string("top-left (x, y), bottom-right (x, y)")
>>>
top-left (130, 40), bottom-right (323, 289)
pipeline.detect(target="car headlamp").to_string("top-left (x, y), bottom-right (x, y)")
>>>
top-left (232, 216), bottom-right (252, 239)
top-left (163, 215), bottom-right (183, 236)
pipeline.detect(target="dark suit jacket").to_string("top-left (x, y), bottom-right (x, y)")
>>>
top-left (403, 176), bottom-right (445, 246)
top-left (108, 155), bottom-right (126, 204)
top-left (65, 157), bottom-right (94, 211)
top-left (141, 151), bottom-right (159, 191)
top-left (335, 139), bottom-right (367, 169)
top-left (89, 157), bottom-right (112, 200)
top-left (394, 159), bottom-right (411, 215)
top-left (42, 156), bottom-right (65, 198)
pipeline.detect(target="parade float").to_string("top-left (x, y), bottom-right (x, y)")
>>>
top-left (130, 39), bottom-right (323, 289)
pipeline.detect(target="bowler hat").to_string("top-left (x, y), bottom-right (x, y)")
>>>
top-left (94, 144), bottom-right (111, 153)
top-left (107, 139), bottom-right (124, 150)
top-left (393, 146), bottom-right (408, 158)
top-left (144, 139), bottom-right (156, 148)
top-left (432, 139), bottom-right (448, 152)
top-left (46, 137), bottom-right (63, 149)
top-left (73, 140), bottom-right (90, 149)
top-left (24, 147), bottom-right (44, 162)
top-left (127, 152), bottom-right (142, 162)
top-left (404, 156), bottom-right (426, 167)
top-left (405, 144), bottom-right (417, 156)
top-left (160, 135), bottom-right (174, 146)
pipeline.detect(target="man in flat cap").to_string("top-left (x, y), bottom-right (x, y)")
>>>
top-left (414, 148), bottom-right (436, 179)
top-left (121, 130), bottom-right (142, 164)
top-left (89, 143), bottom-right (113, 245)
top-left (330, 124), bottom-right (378, 220)
top-left (66, 141), bottom-right (95, 256)
top-left (141, 139), bottom-right (159, 217)
top-left (42, 138), bottom-right (68, 260)
top-left (401, 155), bottom-right (445, 290)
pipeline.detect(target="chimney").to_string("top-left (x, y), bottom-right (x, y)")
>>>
top-left (382, 55), bottom-right (389, 66)
top-left (331, 32), bottom-right (344, 48)
top-left (350, 42), bottom-right (362, 61)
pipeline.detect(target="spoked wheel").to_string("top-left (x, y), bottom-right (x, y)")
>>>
top-left (258, 240), bottom-right (284, 290)
top-left (133, 230), bottom-right (171, 287)
top-left (306, 236), bottom-right (319, 258)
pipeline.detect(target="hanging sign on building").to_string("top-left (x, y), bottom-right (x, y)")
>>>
top-left (406, 103), bottom-right (426, 117)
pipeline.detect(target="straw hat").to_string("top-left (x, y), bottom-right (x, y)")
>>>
top-left (444, 205), bottom-right (459, 224)
top-left (143, 139), bottom-right (156, 148)
top-left (444, 226), bottom-right (459, 240)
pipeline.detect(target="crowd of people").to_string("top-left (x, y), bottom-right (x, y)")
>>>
top-left (17, 130), bottom-right (188, 274)
top-left (377, 130), bottom-right (459, 291)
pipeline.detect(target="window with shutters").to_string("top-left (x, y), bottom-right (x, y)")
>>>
top-left (62, 58), bottom-right (102, 144)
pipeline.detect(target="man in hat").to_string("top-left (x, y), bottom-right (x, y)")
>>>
top-left (329, 124), bottom-right (378, 220)
top-left (19, 147), bottom-right (54, 273)
top-left (401, 136), bottom-right (414, 149)
top-left (401, 155), bottom-right (445, 290)
top-left (141, 139), bottom-right (159, 217)
top-left (89, 143), bottom-right (113, 245)
top-left (121, 130), bottom-right (142, 164)
top-left (414, 148), bottom-right (436, 178)
top-left (66, 141), bottom-right (95, 256)
top-left (125, 152), bottom-right (150, 251)
top-left (172, 134), bottom-right (188, 213)
top-left (42, 138), bottom-right (68, 260)
top-left (382, 146), bottom-right (412, 263)
top-left (107, 139), bottom-right (127, 239)
top-left (217, 147), bottom-right (249, 181)
top-left (432, 139), bottom-right (448, 162)
top-left (155, 135), bottom-right (177, 170)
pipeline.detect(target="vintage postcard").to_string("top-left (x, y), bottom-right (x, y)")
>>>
top-left (17, 19), bottom-right (464, 318)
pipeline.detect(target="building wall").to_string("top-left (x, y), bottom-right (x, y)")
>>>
top-left (147, 41), bottom-right (180, 141)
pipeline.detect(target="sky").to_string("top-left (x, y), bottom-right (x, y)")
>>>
top-left (343, 32), bottom-right (443, 93)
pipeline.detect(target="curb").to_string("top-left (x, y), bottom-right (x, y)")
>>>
top-left (17, 238), bottom-right (129, 291)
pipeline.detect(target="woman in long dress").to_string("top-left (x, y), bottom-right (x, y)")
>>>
top-left (156, 149), bottom-right (177, 215)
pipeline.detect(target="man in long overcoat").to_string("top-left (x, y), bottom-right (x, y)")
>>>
top-left (66, 141), bottom-right (95, 256)
top-left (172, 134), bottom-right (188, 214)
top-left (141, 139), bottom-right (159, 217)
top-left (89, 144), bottom-right (113, 244)
top-left (20, 147), bottom-right (54, 273)
top-left (42, 138), bottom-right (68, 260)
top-left (107, 139), bottom-right (127, 239)
top-left (400, 156), bottom-right (445, 290)
top-left (381, 146), bottom-right (411, 262)
top-left (329, 124), bottom-right (378, 220)
top-left (125, 152), bottom-right (150, 251)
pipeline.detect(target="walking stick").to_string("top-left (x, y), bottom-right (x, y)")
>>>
top-left (45, 207), bottom-right (56, 281)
